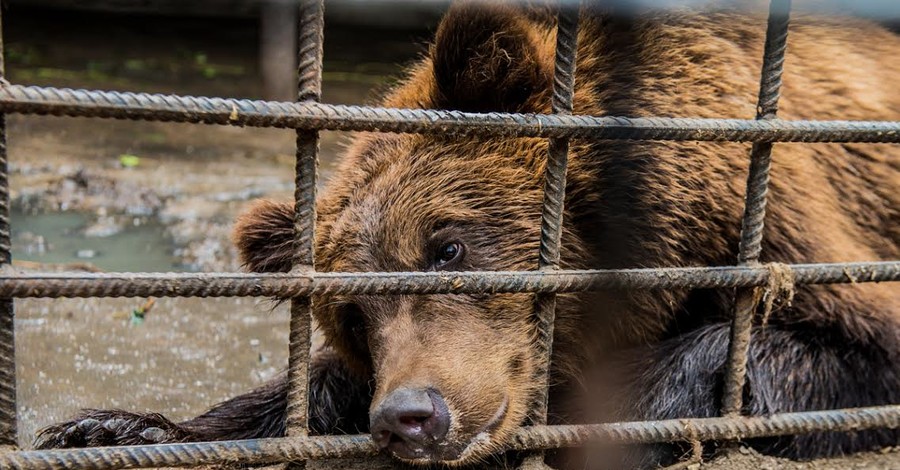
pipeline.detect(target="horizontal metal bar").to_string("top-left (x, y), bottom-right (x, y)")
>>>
top-left (1, 85), bottom-right (899, 142)
top-left (0, 261), bottom-right (896, 298)
top-left (2, 405), bottom-right (898, 470)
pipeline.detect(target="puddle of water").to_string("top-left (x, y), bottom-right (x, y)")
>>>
top-left (11, 209), bottom-right (185, 272)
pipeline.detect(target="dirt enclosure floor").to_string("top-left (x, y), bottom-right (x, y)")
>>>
top-left (3, 5), bottom-right (898, 470)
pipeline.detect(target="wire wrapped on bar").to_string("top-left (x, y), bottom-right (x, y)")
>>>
top-left (1, 85), bottom-right (898, 143)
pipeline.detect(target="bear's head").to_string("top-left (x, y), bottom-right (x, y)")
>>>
top-left (235, 3), bottom-right (595, 465)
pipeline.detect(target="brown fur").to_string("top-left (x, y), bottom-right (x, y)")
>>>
top-left (38, 2), bottom-right (899, 468)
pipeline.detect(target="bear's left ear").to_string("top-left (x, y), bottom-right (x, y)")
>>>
top-left (432, 2), bottom-right (551, 113)
top-left (232, 199), bottom-right (296, 273)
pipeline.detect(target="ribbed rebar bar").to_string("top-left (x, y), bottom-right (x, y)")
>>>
top-left (2, 405), bottom-right (898, 470)
top-left (524, 7), bottom-right (580, 468)
top-left (0, 262), bottom-right (895, 299)
top-left (296, 0), bottom-right (324, 104)
top-left (287, 0), bottom-right (325, 447)
top-left (1, 85), bottom-right (898, 142)
top-left (722, 0), bottom-right (792, 418)
top-left (510, 405), bottom-right (900, 450)
top-left (0, 6), bottom-right (16, 447)
top-left (532, 3), bottom-right (580, 427)
top-left (738, 0), bottom-right (791, 264)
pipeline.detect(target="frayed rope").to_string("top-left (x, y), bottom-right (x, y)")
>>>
top-left (754, 262), bottom-right (796, 326)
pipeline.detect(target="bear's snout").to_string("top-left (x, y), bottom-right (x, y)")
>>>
top-left (370, 387), bottom-right (451, 460)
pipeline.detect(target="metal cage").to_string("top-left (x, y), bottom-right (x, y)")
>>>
top-left (0, 0), bottom-right (898, 468)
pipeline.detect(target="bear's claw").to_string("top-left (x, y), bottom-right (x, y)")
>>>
top-left (34, 410), bottom-right (190, 449)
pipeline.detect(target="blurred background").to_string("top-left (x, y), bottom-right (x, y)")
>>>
top-left (3, 0), bottom-right (899, 454)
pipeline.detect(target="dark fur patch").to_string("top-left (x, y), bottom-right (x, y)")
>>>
top-left (612, 322), bottom-right (900, 468)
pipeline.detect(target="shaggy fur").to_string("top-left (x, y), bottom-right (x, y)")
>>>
top-left (36, 2), bottom-right (899, 468)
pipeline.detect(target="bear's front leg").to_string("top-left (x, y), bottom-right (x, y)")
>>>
top-left (34, 348), bottom-right (372, 449)
top-left (33, 409), bottom-right (192, 449)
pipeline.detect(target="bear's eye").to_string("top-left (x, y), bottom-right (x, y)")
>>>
top-left (435, 242), bottom-right (464, 268)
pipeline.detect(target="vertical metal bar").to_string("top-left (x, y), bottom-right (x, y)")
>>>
top-left (0, 5), bottom-right (16, 447)
top-left (531, 1), bottom-right (580, 426)
top-left (286, 0), bottom-right (324, 444)
top-left (721, 0), bottom-right (791, 417)
top-left (521, 7), bottom-right (579, 468)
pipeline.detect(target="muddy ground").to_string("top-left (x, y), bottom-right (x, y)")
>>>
top-left (4, 5), bottom-right (898, 470)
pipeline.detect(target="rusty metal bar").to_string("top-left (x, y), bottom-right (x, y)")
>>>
top-left (722, 0), bottom-right (792, 418)
top-left (286, 0), bottom-right (325, 444)
top-left (0, 5), bottom-right (16, 447)
top-left (1, 85), bottom-right (898, 143)
top-left (0, 261), bottom-right (895, 299)
top-left (2, 405), bottom-right (899, 470)
top-left (524, 7), bottom-right (580, 468)
top-left (531, 3), bottom-right (580, 430)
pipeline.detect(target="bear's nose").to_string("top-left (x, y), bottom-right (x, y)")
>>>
top-left (370, 387), bottom-right (450, 460)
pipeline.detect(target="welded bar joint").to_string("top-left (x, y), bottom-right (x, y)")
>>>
top-left (722, 0), bottom-right (792, 418)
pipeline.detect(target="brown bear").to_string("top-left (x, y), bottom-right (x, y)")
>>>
top-left (35, 1), bottom-right (900, 468)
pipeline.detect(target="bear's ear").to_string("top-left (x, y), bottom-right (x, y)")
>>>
top-left (232, 199), bottom-right (295, 273)
top-left (432, 2), bottom-right (550, 113)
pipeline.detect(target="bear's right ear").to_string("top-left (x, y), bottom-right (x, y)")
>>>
top-left (232, 199), bottom-right (295, 273)
top-left (432, 2), bottom-right (551, 113)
